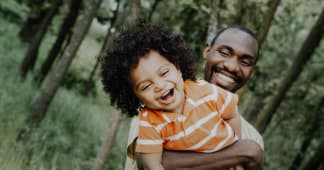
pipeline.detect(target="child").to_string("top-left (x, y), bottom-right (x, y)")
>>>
top-left (101, 22), bottom-right (241, 170)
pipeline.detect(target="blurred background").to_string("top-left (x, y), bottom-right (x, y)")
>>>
top-left (0, 0), bottom-right (323, 169)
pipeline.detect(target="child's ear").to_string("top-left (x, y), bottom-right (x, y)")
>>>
top-left (177, 69), bottom-right (182, 76)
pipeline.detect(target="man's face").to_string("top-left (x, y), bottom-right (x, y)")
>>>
top-left (203, 28), bottom-right (258, 92)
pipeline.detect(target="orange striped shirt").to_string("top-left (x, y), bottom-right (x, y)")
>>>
top-left (136, 79), bottom-right (238, 153)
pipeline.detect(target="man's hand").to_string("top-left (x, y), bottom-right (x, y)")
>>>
top-left (160, 140), bottom-right (264, 170)
top-left (137, 152), bottom-right (164, 170)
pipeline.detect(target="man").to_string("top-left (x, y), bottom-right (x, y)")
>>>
top-left (125, 26), bottom-right (264, 170)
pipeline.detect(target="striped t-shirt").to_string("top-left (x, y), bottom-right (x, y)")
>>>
top-left (136, 79), bottom-right (239, 153)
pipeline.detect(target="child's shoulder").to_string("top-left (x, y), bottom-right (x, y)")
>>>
top-left (184, 79), bottom-right (235, 99)
top-left (138, 108), bottom-right (166, 125)
top-left (184, 79), bottom-right (215, 99)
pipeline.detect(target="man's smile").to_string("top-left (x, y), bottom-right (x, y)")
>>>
top-left (209, 66), bottom-right (243, 91)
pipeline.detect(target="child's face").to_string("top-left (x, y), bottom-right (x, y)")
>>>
top-left (130, 50), bottom-right (185, 114)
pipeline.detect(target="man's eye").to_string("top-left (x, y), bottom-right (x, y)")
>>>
top-left (219, 50), bottom-right (230, 57)
top-left (241, 59), bottom-right (252, 66)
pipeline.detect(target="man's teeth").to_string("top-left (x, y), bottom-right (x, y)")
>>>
top-left (216, 73), bottom-right (235, 83)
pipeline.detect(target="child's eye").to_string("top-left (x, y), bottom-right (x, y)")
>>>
top-left (161, 70), bottom-right (169, 76)
top-left (141, 84), bottom-right (151, 91)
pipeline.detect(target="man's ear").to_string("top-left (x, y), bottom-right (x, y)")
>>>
top-left (203, 43), bottom-right (211, 59)
top-left (250, 65), bottom-right (257, 78)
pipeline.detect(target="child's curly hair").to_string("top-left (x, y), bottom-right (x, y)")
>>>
top-left (100, 22), bottom-right (197, 116)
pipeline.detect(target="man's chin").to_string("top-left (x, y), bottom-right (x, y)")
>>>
top-left (211, 80), bottom-right (238, 92)
top-left (210, 75), bottom-right (237, 92)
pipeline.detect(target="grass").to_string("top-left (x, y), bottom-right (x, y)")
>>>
top-left (0, 14), bottom-right (130, 170)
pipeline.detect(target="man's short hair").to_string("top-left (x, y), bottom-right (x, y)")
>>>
top-left (210, 25), bottom-right (259, 47)
top-left (210, 25), bottom-right (259, 59)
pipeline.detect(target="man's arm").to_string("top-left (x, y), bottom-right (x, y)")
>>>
top-left (161, 140), bottom-right (264, 170)
top-left (137, 152), bottom-right (164, 170)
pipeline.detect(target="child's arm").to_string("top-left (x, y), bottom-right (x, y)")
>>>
top-left (138, 152), bottom-right (164, 170)
top-left (222, 106), bottom-right (241, 138)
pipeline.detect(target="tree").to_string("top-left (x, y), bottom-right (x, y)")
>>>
top-left (147, 0), bottom-right (161, 21)
top-left (82, 0), bottom-right (120, 96)
top-left (238, 0), bottom-right (281, 113)
top-left (109, 0), bottom-right (142, 169)
top-left (257, 0), bottom-right (281, 46)
top-left (18, 0), bottom-right (46, 42)
top-left (17, 0), bottom-right (103, 141)
top-left (231, 1), bottom-right (245, 25)
top-left (206, 0), bottom-right (221, 44)
top-left (254, 8), bottom-right (324, 132)
top-left (92, 111), bottom-right (122, 170)
top-left (288, 97), bottom-right (323, 170)
top-left (125, 0), bottom-right (140, 24)
top-left (34, 0), bottom-right (82, 84)
top-left (301, 142), bottom-right (324, 170)
top-left (20, 0), bottom-right (63, 78)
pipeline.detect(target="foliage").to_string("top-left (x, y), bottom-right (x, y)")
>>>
top-left (0, 0), bottom-right (28, 24)
top-left (0, 0), bottom-right (323, 169)
top-left (0, 14), bottom-right (128, 170)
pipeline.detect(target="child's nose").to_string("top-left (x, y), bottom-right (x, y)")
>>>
top-left (154, 80), bottom-right (166, 92)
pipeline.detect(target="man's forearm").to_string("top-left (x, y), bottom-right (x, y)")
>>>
top-left (161, 140), bottom-right (264, 170)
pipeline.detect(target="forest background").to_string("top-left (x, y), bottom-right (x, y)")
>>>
top-left (0, 0), bottom-right (323, 170)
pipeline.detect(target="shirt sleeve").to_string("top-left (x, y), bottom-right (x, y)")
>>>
top-left (136, 110), bottom-right (164, 153)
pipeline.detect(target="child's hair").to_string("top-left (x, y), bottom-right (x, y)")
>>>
top-left (100, 21), bottom-right (197, 116)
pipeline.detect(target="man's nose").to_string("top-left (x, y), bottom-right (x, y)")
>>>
top-left (223, 58), bottom-right (239, 73)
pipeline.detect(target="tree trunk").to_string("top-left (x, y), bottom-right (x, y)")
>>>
top-left (92, 111), bottom-right (122, 170)
top-left (254, 9), bottom-right (324, 133)
top-left (206, 0), bottom-right (221, 44)
top-left (82, 0), bottom-right (121, 96)
top-left (232, 1), bottom-right (245, 25)
top-left (301, 142), bottom-right (324, 170)
top-left (35, 0), bottom-right (82, 85)
top-left (239, 0), bottom-right (280, 107)
top-left (147, 0), bottom-right (161, 21)
top-left (125, 0), bottom-right (141, 24)
top-left (257, 0), bottom-right (281, 46)
top-left (243, 94), bottom-right (266, 122)
top-left (289, 98), bottom-right (323, 170)
top-left (17, 0), bottom-right (103, 141)
top-left (111, 0), bottom-right (142, 169)
top-left (18, 1), bottom-right (46, 42)
top-left (18, 13), bottom-right (45, 43)
top-left (20, 0), bottom-right (63, 79)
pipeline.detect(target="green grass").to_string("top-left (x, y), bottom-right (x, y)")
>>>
top-left (0, 14), bottom-right (130, 170)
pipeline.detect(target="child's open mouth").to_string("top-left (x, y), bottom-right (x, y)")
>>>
top-left (160, 89), bottom-right (174, 104)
